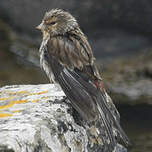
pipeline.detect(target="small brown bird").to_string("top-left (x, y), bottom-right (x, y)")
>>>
top-left (37, 9), bottom-right (131, 151)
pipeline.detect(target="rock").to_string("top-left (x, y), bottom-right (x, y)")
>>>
top-left (107, 80), bottom-right (152, 105)
top-left (0, 84), bottom-right (127, 152)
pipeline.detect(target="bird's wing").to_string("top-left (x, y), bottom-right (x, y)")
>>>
top-left (47, 35), bottom-right (89, 68)
top-left (68, 29), bottom-right (102, 80)
top-left (46, 35), bottom-right (99, 121)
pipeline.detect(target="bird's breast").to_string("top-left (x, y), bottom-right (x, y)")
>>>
top-left (39, 39), bottom-right (56, 83)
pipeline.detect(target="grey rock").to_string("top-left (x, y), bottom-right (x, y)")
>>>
top-left (103, 51), bottom-right (152, 105)
top-left (107, 79), bottom-right (152, 105)
top-left (110, 80), bottom-right (152, 100)
top-left (0, 84), bottom-right (127, 152)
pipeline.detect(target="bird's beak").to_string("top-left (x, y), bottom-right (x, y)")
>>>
top-left (36, 22), bottom-right (44, 30)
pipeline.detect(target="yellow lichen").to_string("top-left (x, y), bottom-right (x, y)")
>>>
top-left (0, 99), bottom-right (28, 110)
top-left (29, 90), bottom-right (48, 95)
top-left (12, 110), bottom-right (22, 113)
top-left (42, 97), bottom-right (49, 100)
top-left (19, 91), bottom-right (28, 94)
top-left (0, 97), bottom-right (14, 101)
top-left (0, 113), bottom-right (13, 118)
top-left (32, 99), bottom-right (39, 103)
top-left (8, 91), bottom-right (28, 95)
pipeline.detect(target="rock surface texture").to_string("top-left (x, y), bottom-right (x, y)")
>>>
top-left (0, 84), bottom-right (127, 152)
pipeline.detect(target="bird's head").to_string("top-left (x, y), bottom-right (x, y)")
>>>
top-left (36, 9), bottom-right (78, 37)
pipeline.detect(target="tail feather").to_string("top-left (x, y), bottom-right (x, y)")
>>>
top-left (96, 91), bottom-right (131, 146)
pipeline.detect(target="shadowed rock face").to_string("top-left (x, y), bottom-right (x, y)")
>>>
top-left (0, 84), bottom-right (127, 152)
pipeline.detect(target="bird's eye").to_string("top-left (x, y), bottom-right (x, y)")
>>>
top-left (50, 21), bottom-right (56, 25)
top-left (47, 21), bottom-right (56, 25)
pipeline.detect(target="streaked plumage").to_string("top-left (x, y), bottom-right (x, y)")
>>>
top-left (37, 8), bottom-right (131, 151)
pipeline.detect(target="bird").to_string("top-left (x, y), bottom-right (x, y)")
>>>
top-left (36, 8), bottom-right (131, 151)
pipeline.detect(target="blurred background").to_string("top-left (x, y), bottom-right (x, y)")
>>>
top-left (0, 1), bottom-right (152, 151)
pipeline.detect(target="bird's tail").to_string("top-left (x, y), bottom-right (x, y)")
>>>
top-left (95, 87), bottom-right (131, 147)
top-left (77, 77), bottom-right (131, 148)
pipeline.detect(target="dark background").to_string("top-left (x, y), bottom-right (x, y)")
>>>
top-left (0, 1), bottom-right (152, 151)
